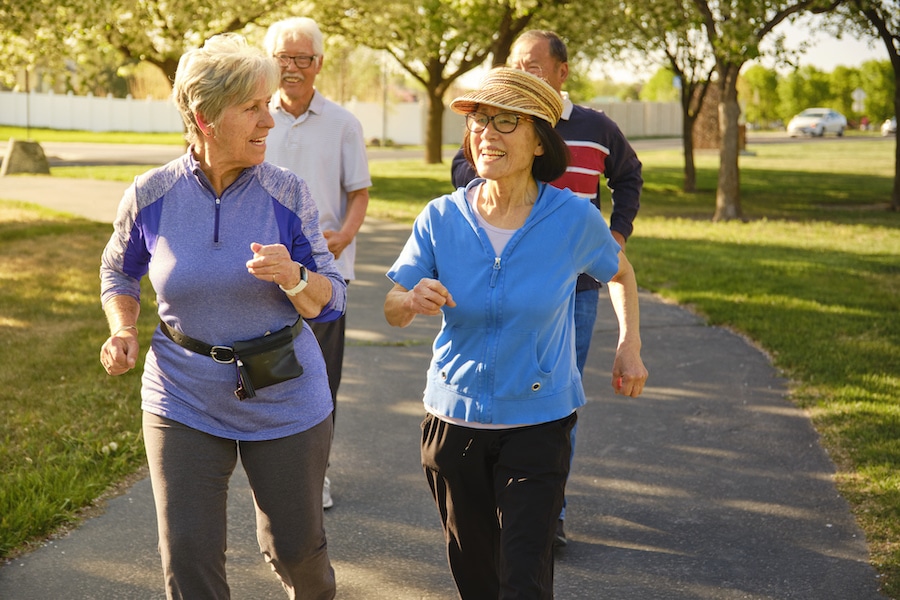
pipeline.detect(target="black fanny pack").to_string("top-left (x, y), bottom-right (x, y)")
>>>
top-left (159, 318), bottom-right (304, 400)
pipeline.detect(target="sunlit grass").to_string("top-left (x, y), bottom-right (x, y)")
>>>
top-left (0, 205), bottom-right (157, 557)
top-left (0, 126), bottom-right (184, 145)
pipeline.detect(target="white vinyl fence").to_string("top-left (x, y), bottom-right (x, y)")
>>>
top-left (0, 90), bottom-right (682, 143)
top-left (0, 91), bottom-right (184, 133)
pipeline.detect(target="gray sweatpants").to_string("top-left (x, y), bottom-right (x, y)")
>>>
top-left (142, 411), bottom-right (335, 600)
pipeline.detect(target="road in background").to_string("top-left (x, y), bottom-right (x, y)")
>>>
top-left (7, 132), bottom-right (892, 170)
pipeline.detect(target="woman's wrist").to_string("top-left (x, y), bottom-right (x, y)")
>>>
top-left (279, 262), bottom-right (309, 296)
top-left (111, 324), bottom-right (138, 336)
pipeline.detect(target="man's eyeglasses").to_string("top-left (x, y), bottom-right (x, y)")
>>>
top-left (465, 111), bottom-right (531, 134)
top-left (274, 54), bottom-right (318, 69)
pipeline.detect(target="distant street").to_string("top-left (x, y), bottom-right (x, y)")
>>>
top-left (7, 133), bottom-right (892, 170)
top-left (38, 142), bottom-right (183, 166)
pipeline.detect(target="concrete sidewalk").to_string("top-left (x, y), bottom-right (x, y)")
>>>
top-left (0, 174), bottom-right (889, 599)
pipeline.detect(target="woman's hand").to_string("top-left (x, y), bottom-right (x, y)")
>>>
top-left (611, 341), bottom-right (648, 397)
top-left (246, 242), bottom-right (339, 319)
top-left (384, 279), bottom-right (456, 327)
top-left (100, 328), bottom-right (139, 376)
top-left (405, 278), bottom-right (457, 316)
top-left (101, 295), bottom-right (141, 376)
top-left (605, 250), bottom-right (648, 397)
top-left (246, 242), bottom-right (300, 288)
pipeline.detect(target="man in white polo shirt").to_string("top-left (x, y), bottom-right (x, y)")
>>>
top-left (264, 16), bottom-right (372, 509)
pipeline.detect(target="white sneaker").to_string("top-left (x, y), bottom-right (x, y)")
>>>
top-left (322, 476), bottom-right (334, 509)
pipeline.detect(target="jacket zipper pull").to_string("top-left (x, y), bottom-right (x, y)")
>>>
top-left (214, 196), bottom-right (221, 244)
top-left (490, 257), bottom-right (501, 287)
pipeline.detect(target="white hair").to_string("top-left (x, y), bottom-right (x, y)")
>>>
top-left (264, 17), bottom-right (324, 63)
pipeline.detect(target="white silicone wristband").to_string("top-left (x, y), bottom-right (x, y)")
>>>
top-left (279, 263), bottom-right (309, 296)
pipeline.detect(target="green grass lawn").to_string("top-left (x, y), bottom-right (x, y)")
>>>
top-left (3, 137), bottom-right (900, 597)
top-left (0, 126), bottom-right (184, 146)
top-left (0, 203), bottom-right (157, 558)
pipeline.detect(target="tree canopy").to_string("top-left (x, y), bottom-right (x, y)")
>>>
top-left (1, 0), bottom-right (896, 209)
top-left (0, 0), bottom-right (303, 90)
top-left (313, 0), bottom-right (618, 163)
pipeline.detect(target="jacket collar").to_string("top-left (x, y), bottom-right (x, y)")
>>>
top-left (454, 179), bottom-right (559, 232)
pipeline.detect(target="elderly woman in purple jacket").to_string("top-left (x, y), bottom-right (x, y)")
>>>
top-left (384, 68), bottom-right (648, 599)
top-left (99, 33), bottom-right (343, 600)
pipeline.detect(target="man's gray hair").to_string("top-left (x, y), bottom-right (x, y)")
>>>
top-left (513, 30), bottom-right (569, 63)
top-left (172, 33), bottom-right (280, 146)
top-left (264, 17), bottom-right (325, 60)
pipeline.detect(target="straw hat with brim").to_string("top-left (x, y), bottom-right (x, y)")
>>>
top-left (449, 67), bottom-right (563, 127)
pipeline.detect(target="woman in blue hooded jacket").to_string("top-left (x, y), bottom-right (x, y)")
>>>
top-left (384, 67), bottom-right (648, 599)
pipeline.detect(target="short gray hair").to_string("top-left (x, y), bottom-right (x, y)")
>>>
top-left (513, 30), bottom-right (569, 63)
top-left (264, 17), bottom-right (324, 61)
top-left (172, 33), bottom-right (280, 146)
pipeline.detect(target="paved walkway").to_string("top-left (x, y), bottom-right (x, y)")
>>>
top-left (0, 169), bottom-right (889, 599)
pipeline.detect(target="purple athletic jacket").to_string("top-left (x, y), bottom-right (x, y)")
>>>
top-left (100, 152), bottom-right (346, 440)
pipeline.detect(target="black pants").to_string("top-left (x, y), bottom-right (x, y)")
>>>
top-left (310, 313), bottom-right (345, 414)
top-left (421, 412), bottom-right (575, 600)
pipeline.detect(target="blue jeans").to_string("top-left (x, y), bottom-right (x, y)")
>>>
top-left (561, 288), bottom-right (599, 520)
top-left (574, 288), bottom-right (599, 376)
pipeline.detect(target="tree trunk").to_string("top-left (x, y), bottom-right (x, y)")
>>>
top-left (681, 91), bottom-right (697, 194)
top-left (892, 85), bottom-right (900, 212)
top-left (892, 144), bottom-right (899, 212)
top-left (678, 75), bottom-right (712, 194)
top-left (713, 64), bottom-right (744, 222)
top-left (682, 111), bottom-right (697, 193)
top-left (857, 0), bottom-right (899, 211)
top-left (424, 88), bottom-right (445, 164)
top-left (151, 58), bottom-right (179, 85)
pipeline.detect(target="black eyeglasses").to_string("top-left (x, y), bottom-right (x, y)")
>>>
top-left (274, 54), bottom-right (318, 69)
top-left (465, 111), bottom-right (531, 134)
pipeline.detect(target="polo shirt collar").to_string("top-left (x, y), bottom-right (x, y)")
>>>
top-left (271, 89), bottom-right (325, 120)
top-left (560, 91), bottom-right (574, 121)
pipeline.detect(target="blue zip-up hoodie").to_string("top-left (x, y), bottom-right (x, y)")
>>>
top-left (387, 180), bottom-right (620, 426)
top-left (100, 152), bottom-right (346, 441)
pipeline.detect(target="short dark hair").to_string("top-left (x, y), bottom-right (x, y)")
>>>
top-left (532, 119), bottom-right (569, 182)
top-left (514, 30), bottom-right (568, 63)
top-left (461, 118), bottom-right (569, 183)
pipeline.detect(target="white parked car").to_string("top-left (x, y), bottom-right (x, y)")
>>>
top-left (787, 108), bottom-right (847, 137)
top-left (882, 117), bottom-right (897, 136)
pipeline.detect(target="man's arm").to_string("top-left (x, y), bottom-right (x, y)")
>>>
top-left (323, 187), bottom-right (369, 260)
top-left (603, 118), bottom-right (643, 246)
